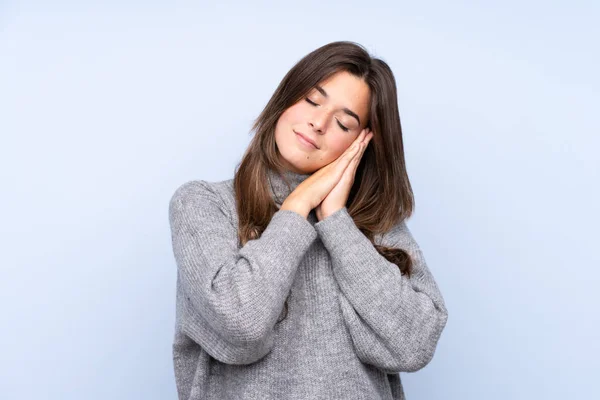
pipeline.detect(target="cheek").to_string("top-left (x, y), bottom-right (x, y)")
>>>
top-left (284, 102), bottom-right (306, 122)
top-left (275, 109), bottom-right (293, 139)
top-left (276, 104), bottom-right (301, 134)
top-left (322, 137), bottom-right (354, 162)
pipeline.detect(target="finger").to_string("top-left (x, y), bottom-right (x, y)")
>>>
top-left (355, 141), bottom-right (369, 165)
top-left (351, 134), bottom-right (369, 159)
top-left (342, 129), bottom-right (368, 156)
top-left (357, 129), bottom-right (368, 144)
top-left (346, 142), bottom-right (364, 172)
top-left (338, 140), bottom-right (361, 162)
top-left (331, 142), bottom-right (359, 178)
top-left (355, 142), bottom-right (366, 164)
top-left (315, 141), bottom-right (359, 179)
top-left (342, 143), bottom-right (363, 182)
top-left (329, 130), bottom-right (367, 177)
top-left (360, 133), bottom-right (373, 149)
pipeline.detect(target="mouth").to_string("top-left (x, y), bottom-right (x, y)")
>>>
top-left (294, 131), bottom-right (319, 149)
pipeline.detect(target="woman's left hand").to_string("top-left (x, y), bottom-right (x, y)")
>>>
top-left (315, 128), bottom-right (374, 221)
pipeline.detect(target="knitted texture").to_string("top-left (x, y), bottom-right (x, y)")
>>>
top-left (168, 168), bottom-right (448, 399)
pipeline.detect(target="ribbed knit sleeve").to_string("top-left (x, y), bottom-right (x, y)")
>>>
top-left (168, 180), bottom-right (318, 365)
top-left (314, 207), bottom-right (448, 374)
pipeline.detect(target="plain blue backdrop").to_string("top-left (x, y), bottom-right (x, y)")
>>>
top-left (1, 1), bottom-right (598, 399)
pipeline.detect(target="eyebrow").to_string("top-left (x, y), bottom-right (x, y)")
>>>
top-left (314, 85), bottom-right (361, 125)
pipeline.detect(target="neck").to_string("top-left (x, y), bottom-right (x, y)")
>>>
top-left (266, 167), bottom-right (312, 206)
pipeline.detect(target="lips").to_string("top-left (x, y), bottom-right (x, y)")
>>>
top-left (294, 131), bottom-right (319, 149)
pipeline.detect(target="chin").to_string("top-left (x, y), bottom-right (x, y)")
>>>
top-left (278, 151), bottom-right (316, 174)
top-left (275, 131), bottom-right (323, 173)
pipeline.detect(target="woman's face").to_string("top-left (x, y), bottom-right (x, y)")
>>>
top-left (274, 70), bottom-right (371, 174)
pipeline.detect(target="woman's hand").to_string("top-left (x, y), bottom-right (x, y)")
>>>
top-left (280, 130), bottom-right (370, 218)
top-left (315, 128), bottom-right (373, 221)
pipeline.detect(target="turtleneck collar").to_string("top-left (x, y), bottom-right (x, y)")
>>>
top-left (266, 167), bottom-right (313, 207)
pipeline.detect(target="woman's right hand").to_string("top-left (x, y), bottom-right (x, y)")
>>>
top-left (280, 130), bottom-right (367, 218)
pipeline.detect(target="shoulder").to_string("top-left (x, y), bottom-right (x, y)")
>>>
top-left (169, 180), bottom-right (218, 206)
top-left (170, 178), bottom-right (234, 203)
top-left (169, 178), bottom-right (236, 221)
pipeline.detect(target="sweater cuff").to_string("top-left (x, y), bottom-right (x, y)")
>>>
top-left (265, 209), bottom-right (318, 252)
top-left (313, 207), bottom-right (364, 252)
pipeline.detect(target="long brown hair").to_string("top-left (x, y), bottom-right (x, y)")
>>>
top-left (233, 41), bottom-right (415, 320)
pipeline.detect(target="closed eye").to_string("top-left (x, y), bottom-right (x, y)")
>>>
top-left (336, 120), bottom-right (349, 132)
top-left (305, 98), bottom-right (350, 132)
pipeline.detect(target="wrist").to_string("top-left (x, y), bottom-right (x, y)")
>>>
top-left (280, 197), bottom-right (310, 219)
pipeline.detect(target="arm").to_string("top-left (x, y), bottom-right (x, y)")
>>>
top-left (169, 180), bottom-right (317, 365)
top-left (314, 207), bottom-right (448, 374)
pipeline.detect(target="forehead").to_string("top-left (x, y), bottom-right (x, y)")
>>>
top-left (313, 71), bottom-right (371, 125)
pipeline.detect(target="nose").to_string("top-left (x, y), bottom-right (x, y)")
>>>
top-left (309, 108), bottom-right (329, 134)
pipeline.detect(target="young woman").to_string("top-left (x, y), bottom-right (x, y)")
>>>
top-left (168, 41), bottom-right (448, 400)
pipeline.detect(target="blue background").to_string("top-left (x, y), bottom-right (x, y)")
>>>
top-left (1, 1), bottom-right (598, 399)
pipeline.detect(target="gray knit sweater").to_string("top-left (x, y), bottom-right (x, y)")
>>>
top-left (168, 168), bottom-right (448, 400)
